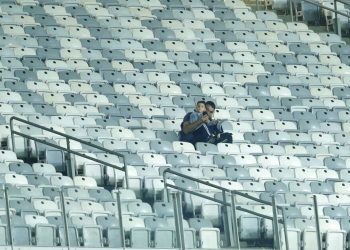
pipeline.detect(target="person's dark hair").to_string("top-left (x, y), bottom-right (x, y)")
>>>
top-left (205, 101), bottom-right (216, 110)
top-left (196, 100), bottom-right (206, 105)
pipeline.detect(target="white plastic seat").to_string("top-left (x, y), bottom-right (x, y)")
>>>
top-left (311, 132), bottom-right (336, 145)
top-left (174, 28), bottom-right (197, 41)
top-left (257, 155), bottom-right (280, 168)
top-left (298, 32), bottom-right (322, 44)
top-left (226, 42), bottom-right (251, 52)
top-left (114, 84), bottom-right (138, 95)
top-left (163, 119), bottom-right (182, 131)
top-left (334, 182), bottom-right (350, 194)
top-left (183, 20), bottom-right (205, 29)
top-left (55, 16), bottom-right (80, 28)
top-left (224, 0), bottom-right (249, 9)
top-left (141, 107), bottom-right (165, 118)
top-left (233, 9), bottom-right (256, 21)
top-left (112, 61), bottom-right (137, 72)
top-left (46, 60), bottom-right (69, 71)
top-left (267, 42), bottom-right (291, 54)
top-left (279, 155), bottom-right (302, 168)
top-left (139, 0), bottom-right (164, 9)
top-left (43, 5), bottom-right (69, 16)
top-left (13, 47), bottom-right (36, 58)
top-left (158, 83), bottom-right (183, 96)
top-left (125, 49), bottom-right (147, 61)
top-left (120, 17), bottom-right (143, 29)
top-left (265, 20), bottom-right (288, 31)
top-left (26, 81), bottom-right (49, 92)
top-left (217, 143), bottom-right (240, 155)
top-left (129, 7), bottom-right (154, 20)
top-left (256, 31), bottom-right (280, 43)
top-left (252, 109), bottom-right (275, 120)
top-left (192, 8), bottom-right (218, 21)
top-left (36, 70), bottom-right (60, 82)
top-left (59, 38), bottom-right (82, 49)
top-left (215, 97), bottom-right (241, 109)
top-left (129, 95), bottom-right (152, 107)
top-left (33, 199), bottom-right (60, 215)
top-left (320, 76), bottom-right (344, 87)
top-left (32, 163), bottom-right (56, 175)
top-left (275, 121), bottom-right (297, 131)
top-left (146, 51), bottom-right (171, 62)
top-left (240, 143), bottom-right (263, 155)
top-left (1, 173), bottom-right (27, 185)
top-left (284, 145), bottom-right (307, 155)
top-left (319, 55), bottom-right (342, 66)
top-left (286, 65), bottom-right (310, 76)
top-left (142, 153), bottom-right (168, 167)
top-left (25, 215), bottom-right (48, 227)
top-left (48, 82), bottom-right (71, 93)
top-left (80, 201), bottom-right (105, 213)
top-left (109, 126), bottom-right (136, 141)
top-left (286, 22), bottom-right (309, 32)
top-left (85, 5), bottom-right (113, 18)
top-left (164, 41), bottom-right (189, 52)
top-left (269, 86), bottom-right (292, 98)
top-left (201, 84), bottom-right (226, 97)
top-left (316, 168), bottom-right (338, 181)
top-left (73, 176), bottom-right (98, 188)
top-left (68, 27), bottom-right (92, 39)
top-left (70, 82), bottom-right (93, 94)
top-left (332, 64), bottom-right (350, 76)
top-left (328, 194), bottom-right (350, 205)
top-left (50, 175), bottom-right (74, 186)
top-left (3, 25), bottom-right (27, 36)
top-left (233, 51), bottom-right (257, 63)
top-left (12, 14), bottom-right (38, 26)
top-left (233, 154), bottom-right (257, 166)
top-left (173, 141), bottom-right (198, 155)
top-left (0, 91), bottom-right (22, 103)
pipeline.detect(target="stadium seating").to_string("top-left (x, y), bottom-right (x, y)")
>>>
top-left (0, 0), bottom-right (349, 249)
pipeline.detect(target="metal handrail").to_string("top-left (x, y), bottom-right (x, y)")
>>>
top-left (9, 116), bottom-right (129, 188)
top-left (2, 186), bottom-right (126, 249)
top-left (334, 0), bottom-right (350, 6)
top-left (290, 0), bottom-right (350, 36)
top-left (163, 168), bottom-right (289, 249)
top-left (163, 168), bottom-right (286, 209)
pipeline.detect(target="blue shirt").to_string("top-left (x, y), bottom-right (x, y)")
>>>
top-left (189, 111), bottom-right (203, 123)
top-left (179, 112), bottom-right (194, 143)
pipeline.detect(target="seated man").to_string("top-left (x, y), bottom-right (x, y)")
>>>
top-left (180, 101), bottom-right (232, 145)
top-left (179, 100), bottom-right (208, 144)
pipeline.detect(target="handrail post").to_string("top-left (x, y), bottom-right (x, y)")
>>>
top-left (313, 195), bottom-right (322, 250)
top-left (222, 190), bottom-right (234, 247)
top-left (272, 195), bottom-right (281, 250)
top-left (60, 190), bottom-right (70, 249)
top-left (172, 191), bottom-right (185, 250)
top-left (162, 171), bottom-right (170, 202)
top-left (10, 120), bottom-right (16, 156)
top-left (116, 190), bottom-right (126, 250)
top-left (4, 187), bottom-right (13, 249)
top-left (122, 156), bottom-right (129, 189)
top-left (289, 0), bottom-right (294, 21)
top-left (281, 209), bottom-right (290, 250)
top-left (65, 138), bottom-right (75, 179)
top-left (334, 0), bottom-right (342, 37)
top-left (230, 192), bottom-right (240, 249)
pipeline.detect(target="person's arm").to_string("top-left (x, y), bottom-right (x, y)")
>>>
top-left (182, 115), bottom-right (209, 134)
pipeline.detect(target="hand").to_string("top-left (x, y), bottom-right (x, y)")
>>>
top-left (201, 114), bottom-right (209, 123)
